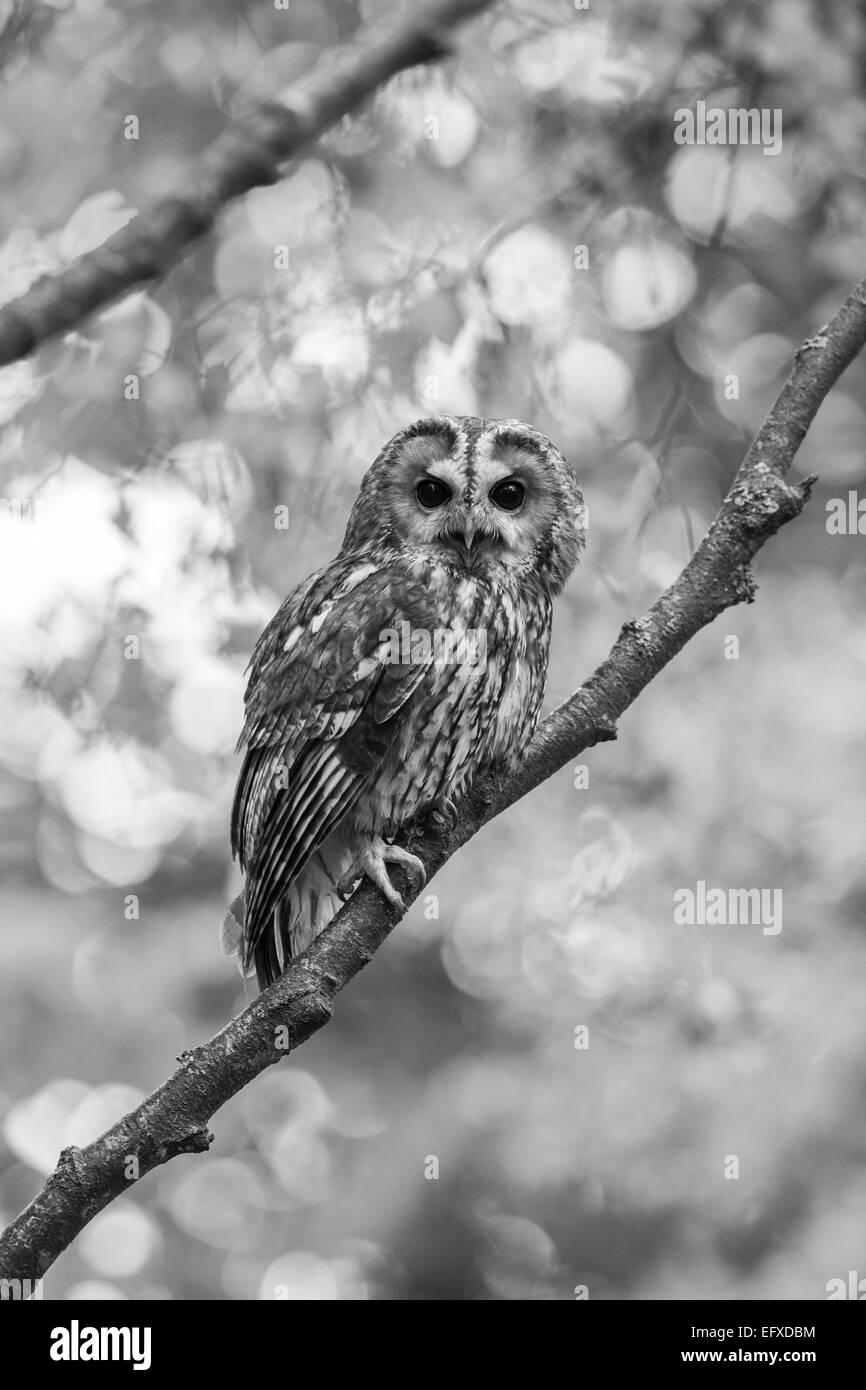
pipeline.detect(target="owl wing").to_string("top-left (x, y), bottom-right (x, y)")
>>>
top-left (231, 558), bottom-right (441, 974)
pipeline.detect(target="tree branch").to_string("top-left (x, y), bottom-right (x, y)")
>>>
top-left (2, 277), bottom-right (864, 1284)
top-left (0, 0), bottom-right (496, 369)
top-left (0, 1), bottom-right (63, 78)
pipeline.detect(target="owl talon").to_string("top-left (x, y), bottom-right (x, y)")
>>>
top-left (426, 796), bottom-right (459, 834)
top-left (335, 875), bottom-right (359, 903)
top-left (336, 835), bottom-right (425, 910)
top-left (381, 841), bottom-right (427, 893)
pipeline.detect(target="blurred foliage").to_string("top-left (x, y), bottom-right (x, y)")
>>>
top-left (1, 0), bottom-right (866, 1301)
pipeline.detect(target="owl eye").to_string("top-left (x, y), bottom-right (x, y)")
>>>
top-left (416, 476), bottom-right (452, 509)
top-left (489, 479), bottom-right (525, 512)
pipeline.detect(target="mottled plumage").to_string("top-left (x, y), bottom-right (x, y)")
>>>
top-left (227, 415), bottom-right (584, 990)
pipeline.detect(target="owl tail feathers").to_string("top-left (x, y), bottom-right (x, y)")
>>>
top-left (220, 835), bottom-right (354, 993)
top-left (220, 891), bottom-right (246, 958)
top-left (219, 888), bottom-right (280, 990)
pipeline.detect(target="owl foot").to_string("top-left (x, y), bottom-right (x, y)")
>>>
top-left (425, 795), bottom-right (459, 835)
top-left (336, 835), bottom-right (426, 910)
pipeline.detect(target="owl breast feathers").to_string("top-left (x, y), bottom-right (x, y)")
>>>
top-left (228, 415), bottom-right (585, 990)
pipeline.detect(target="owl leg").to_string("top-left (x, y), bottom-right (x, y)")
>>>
top-left (336, 834), bottom-right (426, 910)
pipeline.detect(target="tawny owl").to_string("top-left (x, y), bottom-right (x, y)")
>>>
top-left (226, 415), bottom-right (584, 990)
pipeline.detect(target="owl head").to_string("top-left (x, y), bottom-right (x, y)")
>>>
top-left (340, 415), bottom-right (585, 595)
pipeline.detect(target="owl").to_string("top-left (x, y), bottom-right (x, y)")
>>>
top-left (227, 415), bottom-right (584, 990)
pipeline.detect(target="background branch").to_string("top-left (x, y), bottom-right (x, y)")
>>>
top-left (0, 1), bottom-right (62, 78)
top-left (1, 277), bottom-right (864, 1285)
top-left (0, 0), bottom-right (495, 370)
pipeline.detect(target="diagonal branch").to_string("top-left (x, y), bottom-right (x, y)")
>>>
top-left (0, 0), bottom-right (496, 369)
top-left (2, 277), bottom-right (864, 1285)
top-left (0, 1), bottom-right (63, 77)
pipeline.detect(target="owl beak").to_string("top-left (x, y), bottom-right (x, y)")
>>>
top-left (441, 518), bottom-right (497, 563)
top-left (443, 522), bottom-right (477, 560)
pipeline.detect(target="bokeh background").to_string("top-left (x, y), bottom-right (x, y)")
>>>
top-left (1, 0), bottom-right (865, 1301)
